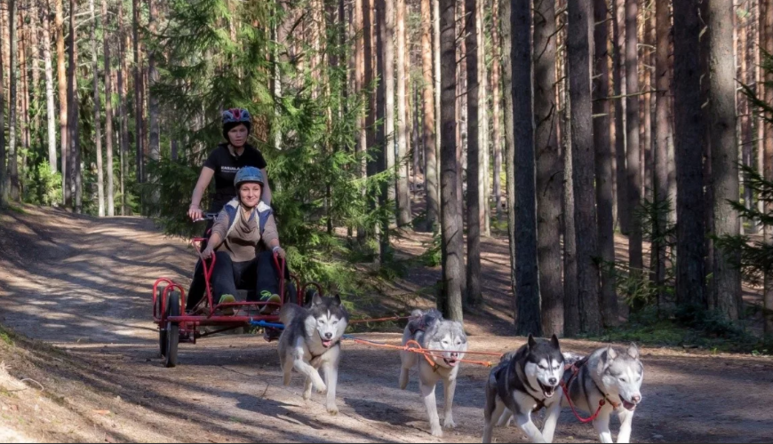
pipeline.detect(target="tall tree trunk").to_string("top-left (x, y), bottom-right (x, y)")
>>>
top-left (763, 0), bottom-right (773, 334)
top-left (501, 0), bottom-right (518, 319)
top-left (534, 0), bottom-right (563, 336)
top-left (360, 0), bottom-right (374, 242)
top-left (8, 0), bottom-right (19, 202)
top-left (118, 1), bottom-right (129, 215)
top-left (673, 0), bottom-right (707, 309)
top-left (614, 0), bottom-right (629, 234)
top-left (478, 0), bottom-right (490, 238)
top-left (491, 0), bottom-right (503, 219)
top-left (56, 0), bottom-right (67, 203)
top-left (561, 5), bottom-right (580, 335)
top-left (133, 0), bottom-right (143, 186)
top-left (41, 0), bottom-right (57, 174)
top-left (642, 8), bottom-right (653, 204)
top-left (103, 0), bottom-right (114, 216)
top-left (626, 0), bottom-right (643, 286)
top-left (568, 0), bottom-right (602, 334)
top-left (19, 6), bottom-right (30, 187)
top-left (709, 0), bottom-right (741, 319)
top-left (90, 0), bottom-right (105, 217)
top-left (433, 0), bottom-right (441, 206)
top-left (594, 0), bottom-right (619, 327)
top-left (743, 4), bottom-right (757, 234)
top-left (511, 0), bottom-right (541, 335)
top-left (421, 0), bottom-right (439, 231)
top-left (465, 0), bottom-right (482, 307)
top-left (396, 0), bottom-right (411, 226)
top-left (148, 0), bottom-right (160, 204)
top-left (383, 0), bottom-right (395, 206)
top-left (654, 0), bottom-right (671, 307)
top-left (0, 1), bottom-right (6, 204)
top-left (67, 0), bottom-right (81, 212)
top-left (439, 0), bottom-right (464, 323)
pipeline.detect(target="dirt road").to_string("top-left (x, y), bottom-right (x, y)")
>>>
top-left (1, 206), bottom-right (772, 443)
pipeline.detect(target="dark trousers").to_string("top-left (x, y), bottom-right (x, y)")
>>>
top-left (210, 252), bottom-right (257, 302)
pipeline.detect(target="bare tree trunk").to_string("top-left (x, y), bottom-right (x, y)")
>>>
top-left (17, 3), bottom-right (27, 200)
top-left (763, 0), bottom-right (773, 334)
top-left (709, 0), bottom-right (741, 319)
top-left (118, 1), bottom-right (129, 215)
top-left (8, 0), bottom-right (19, 202)
top-left (511, 0), bottom-right (541, 335)
top-left (434, 0), bottom-right (441, 204)
top-left (654, 0), bottom-right (671, 307)
top-left (478, 0), bottom-right (490, 238)
top-left (67, 0), bottom-right (81, 212)
top-left (501, 0), bottom-right (518, 318)
top-left (148, 0), bottom-right (160, 202)
top-left (89, 0), bottom-right (105, 217)
top-left (396, 0), bottom-right (411, 226)
top-left (383, 0), bottom-right (395, 206)
top-left (568, 0), bottom-right (602, 334)
top-left (465, 0), bottom-right (482, 307)
top-left (743, 3), bottom-right (758, 234)
top-left (614, 0), bottom-right (629, 234)
top-left (41, 0), bottom-right (57, 174)
top-left (103, 0), bottom-right (114, 216)
top-left (439, 0), bottom-right (464, 323)
top-left (673, 0), bottom-right (707, 308)
top-left (534, 0), bottom-right (563, 336)
top-left (594, 0), bottom-right (619, 327)
top-left (0, 4), bottom-right (5, 205)
top-left (491, 0), bottom-right (503, 219)
top-left (56, 0), bottom-right (67, 203)
top-left (421, 0), bottom-right (439, 231)
top-left (642, 8), bottom-right (653, 204)
top-left (133, 0), bottom-right (144, 187)
top-left (625, 0), bottom-right (643, 287)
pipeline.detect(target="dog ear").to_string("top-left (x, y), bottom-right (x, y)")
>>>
top-left (333, 294), bottom-right (342, 306)
top-left (312, 292), bottom-right (323, 306)
top-left (550, 334), bottom-right (560, 350)
top-left (527, 334), bottom-right (536, 349)
top-left (606, 346), bottom-right (618, 361)
top-left (627, 343), bottom-right (639, 359)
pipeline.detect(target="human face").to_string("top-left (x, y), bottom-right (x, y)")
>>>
top-left (239, 182), bottom-right (262, 209)
top-left (227, 124), bottom-right (249, 148)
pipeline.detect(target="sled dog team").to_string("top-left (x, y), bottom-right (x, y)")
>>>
top-left (279, 295), bottom-right (643, 443)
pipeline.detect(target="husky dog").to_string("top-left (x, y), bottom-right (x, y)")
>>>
top-left (482, 335), bottom-right (565, 443)
top-left (399, 309), bottom-right (468, 437)
top-left (562, 345), bottom-right (643, 443)
top-left (278, 294), bottom-right (349, 415)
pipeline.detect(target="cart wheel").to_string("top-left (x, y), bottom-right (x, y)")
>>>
top-left (164, 291), bottom-right (181, 368)
top-left (157, 293), bottom-right (167, 358)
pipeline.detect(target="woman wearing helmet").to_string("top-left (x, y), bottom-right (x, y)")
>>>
top-left (187, 108), bottom-right (272, 221)
top-left (197, 167), bottom-right (285, 313)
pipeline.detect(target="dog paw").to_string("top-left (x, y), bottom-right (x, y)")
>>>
top-left (327, 405), bottom-right (339, 416)
top-left (303, 390), bottom-right (312, 401)
top-left (430, 427), bottom-right (443, 437)
top-left (315, 383), bottom-right (328, 395)
top-left (443, 418), bottom-right (456, 429)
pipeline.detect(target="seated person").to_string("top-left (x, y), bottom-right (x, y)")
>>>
top-left (198, 167), bottom-right (287, 314)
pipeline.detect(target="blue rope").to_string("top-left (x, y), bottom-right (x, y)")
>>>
top-left (250, 320), bottom-right (286, 329)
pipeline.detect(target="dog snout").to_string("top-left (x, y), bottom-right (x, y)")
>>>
top-left (324, 332), bottom-right (333, 340)
top-left (549, 377), bottom-right (557, 385)
top-left (632, 394), bottom-right (641, 403)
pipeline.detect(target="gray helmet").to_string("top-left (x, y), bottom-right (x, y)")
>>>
top-left (234, 166), bottom-right (264, 189)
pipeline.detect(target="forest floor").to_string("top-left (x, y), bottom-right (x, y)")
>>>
top-left (0, 204), bottom-right (772, 443)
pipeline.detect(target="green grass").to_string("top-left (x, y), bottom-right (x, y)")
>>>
top-left (584, 307), bottom-right (773, 355)
top-left (0, 326), bottom-right (14, 346)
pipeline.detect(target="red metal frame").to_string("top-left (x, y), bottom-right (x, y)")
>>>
top-left (152, 238), bottom-right (309, 346)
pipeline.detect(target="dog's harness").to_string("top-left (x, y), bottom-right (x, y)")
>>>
top-left (560, 357), bottom-right (619, 423)
top-left (407, 318), bottom-right (443, 373)
top-left (514, 362), bottom-right (550, 413)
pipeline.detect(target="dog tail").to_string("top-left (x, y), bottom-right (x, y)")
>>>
top-left (279, 303), bottom-right (304, 326)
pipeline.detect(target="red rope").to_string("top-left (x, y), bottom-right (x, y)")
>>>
top-left (560, 366), bottom-right (606, 423)
top-left (345, 336), bottom-right (497, 368)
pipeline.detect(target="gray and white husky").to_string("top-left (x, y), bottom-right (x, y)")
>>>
top-left (562, 345), bottom-right (644, 443)
top-left (399, 309), bottom-right (468, 437)
top-left (482, 334), bottom-right (565, 443)
top-left (278, 294), bottom-right (349, 415)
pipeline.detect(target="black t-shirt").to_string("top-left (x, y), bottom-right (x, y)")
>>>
top-left (203, 143), bottom-right (267, 211)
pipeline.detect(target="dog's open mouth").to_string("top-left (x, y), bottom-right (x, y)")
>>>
top-left (622, 400), bottom-right (637, 411)
top-left (321, 340), bottom-right (333, 348)
top-left (443, 358), bottom-right (458, 367)
top-left (539, 382), bottom-right (557, 398)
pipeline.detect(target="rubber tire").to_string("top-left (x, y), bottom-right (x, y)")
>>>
top-left (164, 291), bottom-right (180, 368)
top-left (157, 293), bottom-right (167, 358)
